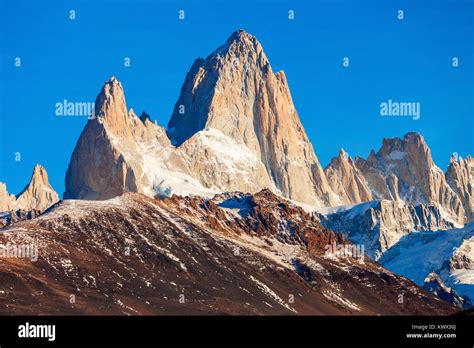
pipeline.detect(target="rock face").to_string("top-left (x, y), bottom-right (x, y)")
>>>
top-left (64, 77), bottom-right (146, 200)
top-left (446, 155), bottom-right (474, 221)
top-left (168, 29), bottom-right (338, 206)
top-left (318, 199), bottom-right (457, 259)
top-left (354, 132), bottom-right (465, 224)
top-left (0, 182), bottom-right (16, 212)
top-left (65, 30), bottom-right (339, 206)
top-left (0, 164), bottom-right (59, 214)
top-left (0, 190), bottom-right (456, 315)
top-left (324, 149), bottom-right (373, 205)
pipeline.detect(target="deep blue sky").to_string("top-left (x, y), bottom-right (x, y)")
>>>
top-left (1, 0), bottom-right (473, 197)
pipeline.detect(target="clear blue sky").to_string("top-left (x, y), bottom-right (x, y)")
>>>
top-left (1, 0), bottom-right (473, 197)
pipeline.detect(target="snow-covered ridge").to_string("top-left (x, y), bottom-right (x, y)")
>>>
top-left (379, 222), bottom-right (474, 303)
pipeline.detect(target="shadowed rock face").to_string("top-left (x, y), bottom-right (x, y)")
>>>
top-left (0, 191), bottom-right (456, 315)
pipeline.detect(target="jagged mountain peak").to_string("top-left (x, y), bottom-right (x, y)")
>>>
top-left (450, 153), bottom-right (459, 164)
top-left (0, 182), bottom-right (15, 212)
top-left (167, 30), bottom-right (271, 145)
top-left (107, 75), bottom-right (119, 83)
top-left (225, 29), bottom-right (257, 47)
top-left (228, 29), bottom-right (255, 42)
top-left (360, 132), bottom-right (434, 169)
top-left (378, 132), bottom-right (429, 159)
top-left (210, 29), bottom-right (263, 59)
top-left (446, 152), bottom-right (474, 221)
top-left (324, 148), bottom-right (373, 205)
top-left (5, 164), bottom-right (60, 213)
top-left (100, 75), bottom-right (124, 101)
top-left (404, 131), bottom-right (424, 141)
top-left (17, 164), bottom-right (51, 197)
top-left (94, 76), bottom-right (131, 136)
top-left (367, 149), bottom-right (377, 163)
top-left (338, 148), bottom-right (348, 160)
top-left (31, 163), bottom-right (48, 184)
top-left (449, 153), bottom-right (473, 166)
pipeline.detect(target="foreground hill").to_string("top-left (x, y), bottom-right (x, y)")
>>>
top-left (0, 190), bottom-right (456, 315)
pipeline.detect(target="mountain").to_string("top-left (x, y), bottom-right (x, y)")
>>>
top-left (64, 77), bottom-right (155, 200)
top-left (3, 29), bottom-right (473, 315)
top-left (15, 164), bottom-right (59, 212)
top-left (319, 134), bottom-right (473, 260)
top-left (318, 200), bottom-right (458, 259)
top-left (0, 190), bottom-right (456, 315)
top-left (168, 29), bottom-right (338, 206)
top-left (63, 76), bottom-right (251, 200)
top-left (0, 164), bottom-right (58, 216)
top-left (354, 132), bottom-right (466, 224)
top-left (64, 30), bottom-right (339, 206)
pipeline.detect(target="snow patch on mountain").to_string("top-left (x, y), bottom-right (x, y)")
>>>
top-left (316, 200), bottom-right (380, 218)
top-left (388, 150), bottom-right (407, 161)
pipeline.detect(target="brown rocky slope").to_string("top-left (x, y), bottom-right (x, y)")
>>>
top-left (0, 190), bottom-right (456, 315)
